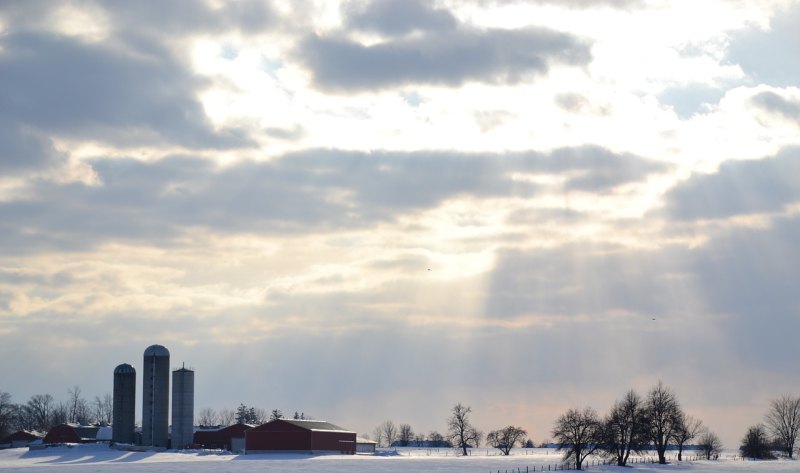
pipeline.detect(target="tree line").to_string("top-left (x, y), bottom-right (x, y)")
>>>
top-left (739, 394), bottom-right (800, 459)
top-left (0, 388), bottom-right (312, 437)
top-left (0, 387), bottom-right (112, 436)
top-left (368, 382), bottom-right (727, 469)
top-left (551, 381), bottom-right (722, 469)
top-left (195, 405), bottom-right (310, 427)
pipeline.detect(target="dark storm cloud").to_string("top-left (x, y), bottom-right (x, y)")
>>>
top-left (343, 0), bottom-right (458, 36)
top-left (751, 91), bottom-right (800, 121)
top-left (297, 27), bottom-right (591, 91)
top-left (663, 147), bottom-right (800, 221)
top-left (726, 3), bottom-right (800, 87)
top-left (0, 146), bottom-right (666, 253)
top-left (0, 32), bottom-right (250, 150)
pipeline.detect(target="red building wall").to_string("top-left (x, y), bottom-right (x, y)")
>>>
top-left (193, 423), bottom-right (252, 450)
top-left (245, 420), bottom-right (356, 454)
top-left (43, 425), bottom-right (81, 444)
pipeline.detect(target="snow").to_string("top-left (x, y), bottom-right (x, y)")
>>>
top-left (1, 445), bottom-right (798, 473)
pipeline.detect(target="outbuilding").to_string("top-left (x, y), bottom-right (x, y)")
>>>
top-left (356, 437), bottom-right (377, 454)
top-left (193, 423), bottom-right (253, 452)
top-left (0, 430), bottom-right (42, 449)
top-left (245, 419), bottom-right (356, 454)
top-left (43, 424), bottom-right (110, 444)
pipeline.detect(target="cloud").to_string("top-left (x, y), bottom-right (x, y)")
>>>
top-left (343, 0), bottom-right (457, 36)
top-left (451, 0), bottom-right (642, 9)
top-left (658, 84), bottom-right (727, 119)
top-left (0, 0), bottom-right (276, 38)
top-left (726, 2), bottom-right (800, 87)
top-left (0, 31), bottom-right (252, 150)
top-left (751, 91), bottom-right (800, 122)
top-left (0, 118), bottom-right (67, 175)
top-left (0, 146), bottom-right (666, 253)
top-left (297, 27), bottom-right (591, 91)
top-left (662, 147), bottom-right (800, 221)
top-left (485, 211), bottom-right (800, 373)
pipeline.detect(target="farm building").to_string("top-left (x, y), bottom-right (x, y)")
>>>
top-left (43, 424), bottom-right (112, 444)
top-left (355, 437), bottom-right (377, 454)
top-left (245, 419), bottom-right (356, 454)
top-left (0, 430), bottom-right (42, 449)
top-left (193, 423), bottom-right (253, 452)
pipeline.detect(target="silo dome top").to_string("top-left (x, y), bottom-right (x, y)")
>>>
top-left (114, 363), bottom-right (136, 374)
top-left (143, 344), bottom-right (170, 357)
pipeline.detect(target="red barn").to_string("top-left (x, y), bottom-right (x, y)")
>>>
top-left (193, 423), bottom-right (253, 451)
top-left (43, 424), bottom-right (108, 444)
top-left (245, 419), bottom-right (356, 454)
top-left (1, 430), bottom-right (41, 448)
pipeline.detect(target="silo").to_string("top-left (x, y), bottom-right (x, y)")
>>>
top-left (171, 366), bottom-right (194, 449)
top-left (142, 344), bottom-right (170, 447)
top-left (112, 363), bottom-right (136, 444)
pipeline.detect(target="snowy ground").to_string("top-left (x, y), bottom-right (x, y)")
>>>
top-left (1, 445), bottom-right (797, 473)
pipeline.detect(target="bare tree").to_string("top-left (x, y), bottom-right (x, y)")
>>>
top-left (372, 425), bottom-right (384, 447)
top-left (398, 423), bottom-right (414, 446)
top-left (101, 393), bottom-right (113, 424)
top-left (26, 394), bottom-right (55, 432)
top-left (698, 431), bottom-right (723, 460)
top-left (552, 407), bottom-right (602, 470)
top-left (0, 391), bottom-right (14, 437)
top-left (765, 394), bottom-right (800, 458)
top-left (429, 430), bottom-right (447, 447)
top-left (51, 401), bottom-right (69, 426)
top-left (13, 407), bottom-right (32, 432)
top-left (381, 420), bottom-right (397, 447)
top-left (253, 407), bottom-right (269, 424)
top-left (602, 389), bottom-right (649, 466)
top-left (674, 414), bottom-right (704, 461)
top-left (198, 408), bottom-right (218, 426)
top-left (646, 381), bottom-right (682, 464)
top-left (487, 426), bottom-right (527, 455)
top-left (92, 396), bottom-right (107, 422)
top-left (218, 408), bottom-right (235, 426)
top-left (447, 403), bottom-right (481, 456)
top-left (67, 386), bottom-right (82, 424)
top-left (740, 424), bottom-right (775, 459)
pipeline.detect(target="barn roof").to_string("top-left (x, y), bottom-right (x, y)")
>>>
top-left (281, 419), bottom-right (352, 432)
top-left (252, 418), bottom-right (354, 433)
top-left (1, 430), bottom-right (42, 443)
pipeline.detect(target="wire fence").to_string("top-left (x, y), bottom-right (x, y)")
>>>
top-left (484, 453), bottom-right (716, 472)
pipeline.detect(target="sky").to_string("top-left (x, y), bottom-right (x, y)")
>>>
top-left (1, 0), bottom-right (799, 449)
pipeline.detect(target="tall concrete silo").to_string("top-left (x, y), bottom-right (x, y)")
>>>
top-left (171, 365), bottom-right (194, 449)
top-left (112, 363), bottom-right (136, 444)
top-left (142, 344), bottom-right (170, 447)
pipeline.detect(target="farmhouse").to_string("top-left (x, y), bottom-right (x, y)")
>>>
top-left (245, 419), bottom-right (356, 454)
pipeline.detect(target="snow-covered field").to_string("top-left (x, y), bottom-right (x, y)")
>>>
top-left (1, 445), bottom-right (797, 473)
